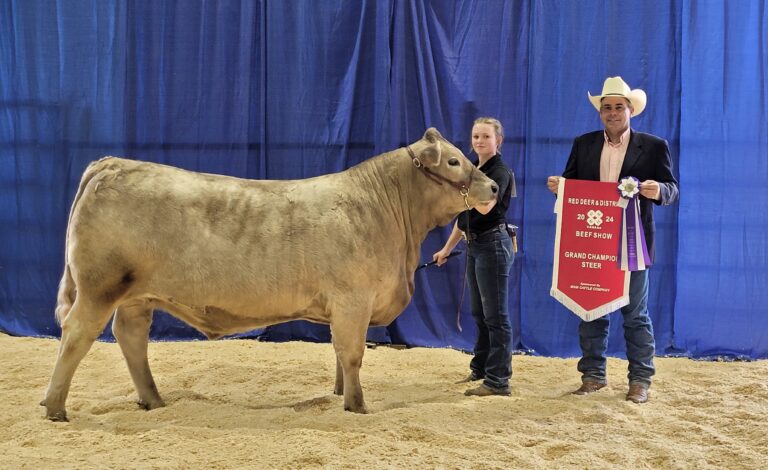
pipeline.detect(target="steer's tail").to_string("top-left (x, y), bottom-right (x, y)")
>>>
top-left (55, 157), bottom-right (114, 325)
top-left (54, 264), bottom-right (76, 326)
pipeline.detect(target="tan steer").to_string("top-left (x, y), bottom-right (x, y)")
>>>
top-left (42, 128), bottom-right (498, 421)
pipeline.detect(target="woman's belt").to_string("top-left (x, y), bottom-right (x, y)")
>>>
top-left (466, 223), bottom-right (508, 241)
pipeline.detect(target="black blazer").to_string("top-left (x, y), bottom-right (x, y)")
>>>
top-left (562, 130), bottom-right (679, 262)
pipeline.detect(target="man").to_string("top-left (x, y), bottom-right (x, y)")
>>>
top-left (546, 76), bottom-right (679, 403)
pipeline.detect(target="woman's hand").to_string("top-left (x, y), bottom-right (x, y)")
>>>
top-left (432, 248), bottom-right (452, 266)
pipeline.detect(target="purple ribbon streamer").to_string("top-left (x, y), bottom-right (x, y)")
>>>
top-left (619, 179), bottom-right (652, 271)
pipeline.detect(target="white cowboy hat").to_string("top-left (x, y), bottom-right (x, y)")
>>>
top-left (588, 76), bottom-right (647, 117)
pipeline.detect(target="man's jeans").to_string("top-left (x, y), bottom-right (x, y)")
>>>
top-left (577, 269), bottom-right (655, 387)
top-left (466, 230), bottom-right (515, 389)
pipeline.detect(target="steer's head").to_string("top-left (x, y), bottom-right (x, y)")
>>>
top-left (407, 128), bottom-right (498, 225)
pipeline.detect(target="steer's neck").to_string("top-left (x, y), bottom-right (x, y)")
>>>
top-left (400, 160), bottom-right (434, 276)
top-left (383, 148), bottom-right (455, 271)
top-left (355, 150), bottom-right (431, 275)
top-left (348, 147), bottom-right (462, 286)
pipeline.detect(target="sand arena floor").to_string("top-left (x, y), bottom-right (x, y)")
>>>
top-left (1, 333), bottom-right (766, 469)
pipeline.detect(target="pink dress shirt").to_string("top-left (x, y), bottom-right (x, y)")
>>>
top-left (599, 127), bottom-right (631, 182)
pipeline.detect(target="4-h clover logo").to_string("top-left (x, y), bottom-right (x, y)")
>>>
top-left (587, 210), bottom-right (603, 226)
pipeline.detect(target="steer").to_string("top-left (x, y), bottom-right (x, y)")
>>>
top-left (42, 128), bottom-right (498, 421)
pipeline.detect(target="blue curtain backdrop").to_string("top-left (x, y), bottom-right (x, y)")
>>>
top-left (1, 0), bottom-right (766, 359)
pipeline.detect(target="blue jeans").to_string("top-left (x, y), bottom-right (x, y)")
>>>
top-left (466, 230), bottom-right (515, 389)
top-left (577, 269), bottom-right (655, 387)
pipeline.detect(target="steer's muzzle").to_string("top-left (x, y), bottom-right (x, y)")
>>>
top-left (467, 171), bottom-right (498, 207)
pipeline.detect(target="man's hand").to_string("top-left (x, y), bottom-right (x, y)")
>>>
top-left (546, 176), bottom-right (561, 194)
top-left (639, 180), bottom-right (661, 200)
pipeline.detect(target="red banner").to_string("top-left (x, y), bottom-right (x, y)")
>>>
top-left (551, 179), bottom-right (629, 321)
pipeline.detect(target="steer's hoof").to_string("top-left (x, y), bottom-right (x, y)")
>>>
top-left (137, 398), bottom-right (166, 411)
top-left (344, 404), bottom-right (369, 414)
top-left (46, 410), bottom-right (69, 422)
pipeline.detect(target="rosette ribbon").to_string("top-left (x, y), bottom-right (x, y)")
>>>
top-left (616, 176), bottom-right (651, 271)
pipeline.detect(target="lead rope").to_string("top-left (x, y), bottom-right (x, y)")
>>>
top-left (456, 194), bottom-right (471, 332)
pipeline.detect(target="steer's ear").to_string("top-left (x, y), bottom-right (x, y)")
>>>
top-left (419, 141), bottom-right (442, 167)
top-left (423, 127), bottom-right (443, 143)
top-left (419, 128), bottom-right (443, 166)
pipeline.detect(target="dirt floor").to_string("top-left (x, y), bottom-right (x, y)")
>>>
top-left (1, 332), bottom-right (766, 469)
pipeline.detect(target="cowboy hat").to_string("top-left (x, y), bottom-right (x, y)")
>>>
top-left (588, 76), bottom-right (646, 117)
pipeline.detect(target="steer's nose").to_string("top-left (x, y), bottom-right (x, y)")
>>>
top-left (491, 183), bottom-right (498, 194)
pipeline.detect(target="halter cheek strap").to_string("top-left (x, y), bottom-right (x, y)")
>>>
top-left (406, 145), bottom-right (473, 209)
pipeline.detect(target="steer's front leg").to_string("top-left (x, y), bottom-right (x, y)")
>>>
top-left (330, 301), bottom-right (371, 414)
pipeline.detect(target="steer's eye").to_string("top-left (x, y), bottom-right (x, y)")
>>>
top-left (448, 158), bottom-right (460, 167)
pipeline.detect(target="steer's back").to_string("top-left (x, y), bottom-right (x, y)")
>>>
top-left (66, 157), bottom-right (399, 333)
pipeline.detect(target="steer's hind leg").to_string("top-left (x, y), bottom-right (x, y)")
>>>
top-left (330, 302), bottom-right (371, 414)
top-left (112, 302), bottom-right (165, 411)
top-left (43, 297), bottom-right (115, 421)
top-left (334, 358), bottom-right (344, 395)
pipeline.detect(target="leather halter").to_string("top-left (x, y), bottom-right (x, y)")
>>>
top-left (406, 145), bottom-right (473, 204)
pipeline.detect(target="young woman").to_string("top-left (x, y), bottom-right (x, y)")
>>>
top-left (433, 117), bottom-right (516, 396)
